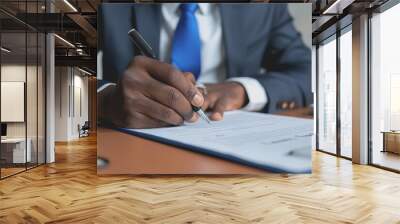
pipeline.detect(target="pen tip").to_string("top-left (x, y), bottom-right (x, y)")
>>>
top-left (196, 109), bottom-right (211, 124)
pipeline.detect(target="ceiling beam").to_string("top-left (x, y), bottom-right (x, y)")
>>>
top-left (55, 55), bottom-right (96, 70)
top-left (67, 13), bottom-right (97, 47)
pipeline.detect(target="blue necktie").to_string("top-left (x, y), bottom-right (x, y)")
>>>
top-left (171, 3), bottom-right (201, 79)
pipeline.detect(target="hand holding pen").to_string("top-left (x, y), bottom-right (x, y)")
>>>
top-left (128, 28), bottom-right (211, 124)
top-left (99, 28), bottom-right (211, 129)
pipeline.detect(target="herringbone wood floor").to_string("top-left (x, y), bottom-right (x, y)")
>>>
top-left (1, 135), bottom-right (400, 224)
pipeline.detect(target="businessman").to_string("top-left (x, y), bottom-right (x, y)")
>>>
top-left (98, 3), bottom-right (312, 128)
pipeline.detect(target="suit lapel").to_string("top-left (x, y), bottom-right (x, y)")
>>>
top-left (134, 4), bottom-right (161, 59)
top-left (219, 5), bottom-right (246, 78)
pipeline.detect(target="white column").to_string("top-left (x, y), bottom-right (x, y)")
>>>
top-left (352, 14), bottom-right (369, 164)
top-left (45, 0), bottom-right (56, 163)
top-left (46, 32), bottom-right (55, 163)
top-left (55, 67), bottom-right (73, 141)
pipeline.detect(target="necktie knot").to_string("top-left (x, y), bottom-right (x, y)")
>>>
top-left (180, 3), bottom-right (198, 14)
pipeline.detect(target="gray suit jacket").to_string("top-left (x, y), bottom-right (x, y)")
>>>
top-left (98, 3), bottom-right (312, 113)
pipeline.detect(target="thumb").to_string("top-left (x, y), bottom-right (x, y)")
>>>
top-left (210, 99), bottom-right (229, 121)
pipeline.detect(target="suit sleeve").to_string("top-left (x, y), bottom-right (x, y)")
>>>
top-left (255, 5), bottom-right (312, 113)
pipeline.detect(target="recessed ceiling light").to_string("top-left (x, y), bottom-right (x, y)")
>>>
top-left (63, 0), bottom-right (78, 12)
top-left (54, 34), bottom-right (75, 48)
top-left (78, 67), bottom-right (92, 76)
top-left (1, 47), bottom-right (11, 53)
top-left (322, 0), bottom-right (354, 15)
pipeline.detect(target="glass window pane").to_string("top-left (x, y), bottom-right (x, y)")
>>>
top-left (318, 37), bottom-right (337, 154)
top-left (38, 32), bottom-right (46, 165)
top-left (371, 3), bottom-right (400, 171)
top-left (27, 0), bottom-right (40, 169)
top-left (339, 29), bottom-right (352, 158)
top-left (1, 30), bottom-right (28, 177)
top-left (27, 30), bottom-right (38, 169)
top-left (1, 0), bottom-right (46, 179)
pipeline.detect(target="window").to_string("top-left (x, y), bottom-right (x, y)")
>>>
top-left (317, 36), bottom-right (337, 154)
top-left (339, 28), bottom-right (352, 158)
top-left (316, 25), bottom-right (353, 159)
top-left (370, 2), bottom-right (400, 171)
top-left (0, 1), bottom-right (46, 179)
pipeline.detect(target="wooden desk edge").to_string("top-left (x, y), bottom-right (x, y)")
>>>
top-left (97, 128), bottom-right (267, 175)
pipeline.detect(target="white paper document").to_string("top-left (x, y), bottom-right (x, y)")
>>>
top-left (125, 111), bottom-right (313, 173)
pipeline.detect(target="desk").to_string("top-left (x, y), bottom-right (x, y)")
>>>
top-left (278, 107), bottom-right (313, 119)
top-left (1, 138), bottom-right (31, 164)
top-left (97, 108), bottom-right (313, 175)
top-left (381, 131), bottom-right (400, 154)
top-left (98, 128), bottom-right (265, 174)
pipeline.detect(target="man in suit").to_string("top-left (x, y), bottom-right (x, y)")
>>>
top-left (98, 3), bottom-right (312, 128)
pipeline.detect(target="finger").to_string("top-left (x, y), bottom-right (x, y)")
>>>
top-left (187, 112), bottom-right (199, 123)
top-left (197, 86), bottom-right (207, 96)
top-left (144, 78), bottom-right (194, 121)
top-left (139, 57), bottom-right (204, 107)
top-left (201, 98), bottom-right (210, 111)
top-left (183, 72), bottom-right (196, 85)
top-left (183, 74), bottom-right (204, 109)
top-left (125, 112), bottom-right (170, 129)
top-left (202, 94), bottom-right (217, 111)
top-left (134, 94), bottom-right (184, 126)
top-left (210, 99), bottom-right (230, 121)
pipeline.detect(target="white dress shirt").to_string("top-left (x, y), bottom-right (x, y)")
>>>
top-left (160, 3), bottom-right (268, 111)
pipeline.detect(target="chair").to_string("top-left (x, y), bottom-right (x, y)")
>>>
top-left (79, 121), bottom-right (90, 138)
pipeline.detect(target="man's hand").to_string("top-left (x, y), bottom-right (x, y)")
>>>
top-left (103, 56), bottom-right (204, 128)
top-left (201, 82), bottom-right (248, 121)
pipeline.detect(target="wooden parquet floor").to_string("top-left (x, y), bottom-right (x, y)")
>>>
top-left (1, 134), bottom-right (400, 224)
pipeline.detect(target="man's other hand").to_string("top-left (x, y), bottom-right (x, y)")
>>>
top-left (201, 82), bottom-right (248, 121)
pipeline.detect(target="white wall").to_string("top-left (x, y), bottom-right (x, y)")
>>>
top-left (1, 63), bottom-right (46, 163)
top-left (72, 73), bottom-right (89, 138)
top-left (1, 65), bottom-right (39, 138)
top-left (55, 67), bottom-right (69, 141)
top-left (55, 67), bottom-right (89, 141)
top-left (1, 65), bottom-right (26, 140)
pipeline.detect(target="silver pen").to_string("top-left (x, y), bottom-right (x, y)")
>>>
top-left (128, 28), bottom-right (211, 124)
top-left (192, 105), bottom-right (211, 124)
